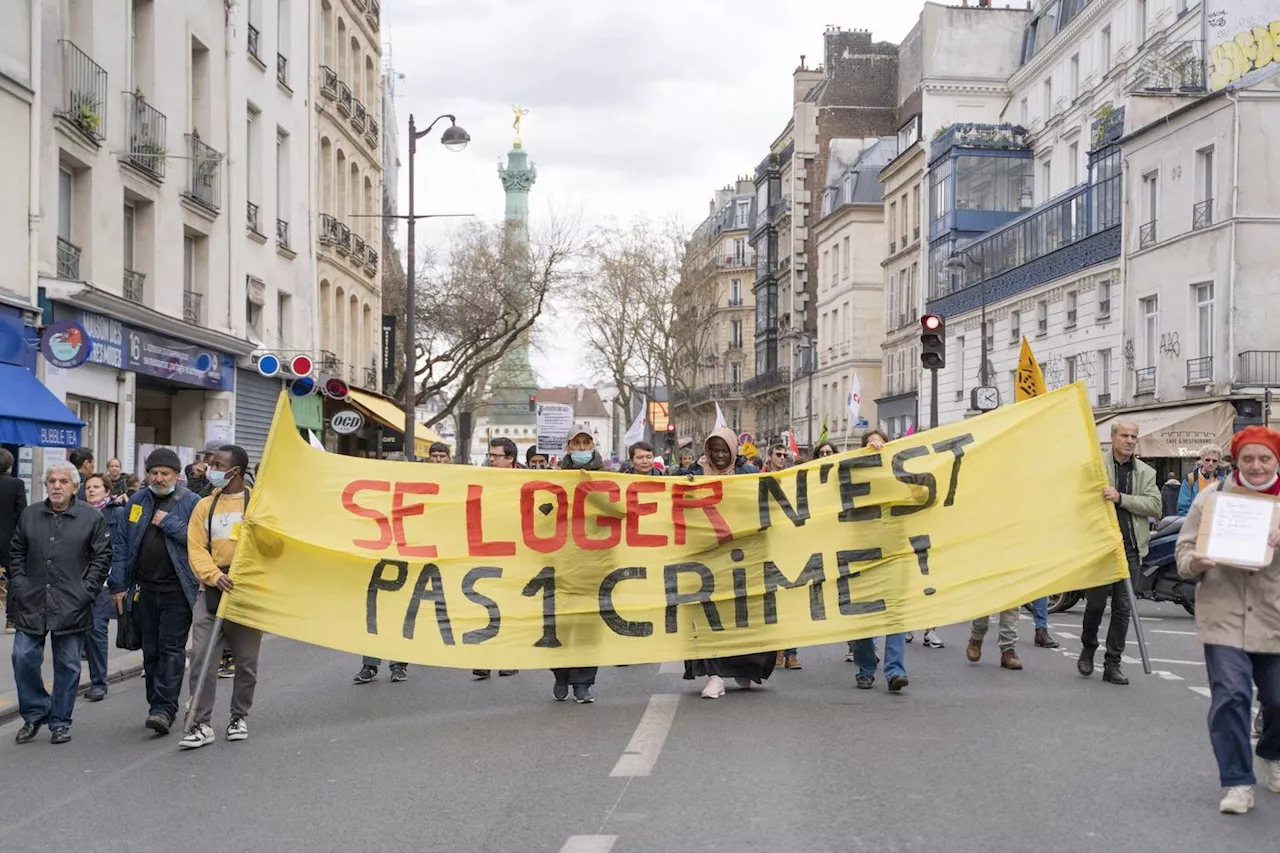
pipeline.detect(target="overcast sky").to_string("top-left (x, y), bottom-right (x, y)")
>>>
top-left (384, 0), bottom-right (942, 387)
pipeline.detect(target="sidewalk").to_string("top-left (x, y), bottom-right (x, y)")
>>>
top-left (0, 617), bottom-right (145, 725)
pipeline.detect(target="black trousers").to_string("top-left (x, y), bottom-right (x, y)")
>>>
top-left (551, 667), bottom-right (597, 687)
top-left (1081, 551), bottom-right (1138, 667)
top-left (136, 587), bottom-right (193, 717)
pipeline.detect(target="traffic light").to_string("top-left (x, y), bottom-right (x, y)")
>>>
top-left (528, 395), bottom-right (536, 412)
top-left (666, 423), bottom-right (676, 445)
top-left (920, 314), bottom-right (946, 370)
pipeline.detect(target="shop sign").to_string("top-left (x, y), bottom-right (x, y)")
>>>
top-left (75, 310), bottom-right (125, 368)
top-left (126, 327), bottom-right (233, 390)
top-left (40, 320), bottom-right (91, 369)
top-left (330, 410), bottom-right (364, 435)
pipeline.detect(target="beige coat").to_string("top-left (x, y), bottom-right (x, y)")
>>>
top-left (1175, 480), bottom-right (1280, 654)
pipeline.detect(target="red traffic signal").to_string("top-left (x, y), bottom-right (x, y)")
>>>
top-left (920, 314), bottom-right (946, 370)
top-left (528, 395), bottom-right (537, 412)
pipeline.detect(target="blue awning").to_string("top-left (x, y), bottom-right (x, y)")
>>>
top-left (0, 363), bottom-right (84, 448)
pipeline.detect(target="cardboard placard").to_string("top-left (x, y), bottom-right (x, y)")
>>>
top-left (1195, 490), bottom-right (1280, 570)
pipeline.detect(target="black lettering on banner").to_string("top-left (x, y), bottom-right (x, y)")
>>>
top-left (757, 471), bottom-right (810, 529)
top-left (521, 566), bottom-right (562, 648)
top-left (732, 567), bottom-right (749, 629)
top-left (404, 563), bottom-right (455, 645)
top-left (461, 566), bottom-right (502, 645)
top-left (762, 552), bottom-right (826, 624)
top-left (366, 559), bottom-right (409, 635)
top-left (818, 463), bottom-right (834, 485)
top-left (837, 455), bottom-right (882, 522)
top-left (931, 434), bottom-right (974, 507)
top-left (598, 566), bottom-right (654, 637)
top-left (910, 535), bottom-right (932, 576)
top-left (835, 549), bottom-right (888, 616)
top-left (663, 562), bottom-right (723, 634)
top-left (890, 446), bottom-right (937, 516)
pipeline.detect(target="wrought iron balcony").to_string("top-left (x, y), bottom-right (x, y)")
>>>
top-left (56, 41), bottom-right (107, 143)
top-left (320, 350), bottom-right (340, 371)
top-left (319, 213), bottom-right (338, 245)
top-left (182, 133), bottom-right (222, 212)
top-left (352, 235), bottom-right (367, 264)
top-left (277, 219), bottom-right (290, 251)
top-left (1193, 199), bottom-right (1213, 231)
top-left (277, 53), bottom-right (289, 88)
top-left (320, 66), bottom-right (338, 100)
top-left (365, 246), bottom-right (379, 275)
top-left (1237, 351), bottom-right (1280, 387)
top-left (1135, 367), bottom-right (1157, 395)
top-left (247, 23), bottom-right (260, 60)
top-left (337, 82), bottom-right (353, 116)
top-left (1097, 392), bottom-right (1112, 407)
top-left (247, 201), bottom-right (261, 233)
top-left (123, 269), bottom-right (145, 303)
top-left (1128, 39), bottom-right (1205, 94)
top-left (709, 382), bottom-right (744, 399)
top-left (1138, 220), bottom-right (1157, 249)
top-left (368, 0), bottom-right (381, 29)
top-left (56, 237), bottom-right (81, 280)
top-left (127, 94), bottom-right (167, 179)
top-left (335, 222), bottom-right (351, 254)
top-left (366, 116), bottom-right (379, 148)
top-left (1186, 356), bottom-right (1213, 385)
top-left (183, 290), bottom-right (203, 324)
top-left (744, 368), bottom-right (791, 395)
top-left (352, 99), bottom-right (367, 133)
top-left (728, 297), bottom-right (744, 307)
top-left (364, 367), bottom-right (377, 388)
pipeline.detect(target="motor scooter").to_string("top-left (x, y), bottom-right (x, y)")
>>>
top-left (1134, 515), bottom-right (1196, 615)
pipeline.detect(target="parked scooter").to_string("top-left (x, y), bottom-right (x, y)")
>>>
top-left (1135, 515), bottom-right (1196, 615)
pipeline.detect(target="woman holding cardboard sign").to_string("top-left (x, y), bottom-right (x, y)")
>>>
top-left (1176, 425), bottom-right (1280, 815)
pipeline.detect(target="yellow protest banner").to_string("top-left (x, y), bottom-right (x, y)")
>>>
top-left (1015, 336), bottom-right (1047, 402)
top-left (220, 384), bottom-right (1126, 668)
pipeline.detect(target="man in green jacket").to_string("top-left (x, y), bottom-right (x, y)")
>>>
top-left (1079, 419), bottom-right (1163, 685)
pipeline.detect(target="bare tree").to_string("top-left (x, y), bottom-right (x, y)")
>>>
top-left (387, 217), bottom-right (580, 429)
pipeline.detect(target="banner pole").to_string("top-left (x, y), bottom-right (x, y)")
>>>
top-left (1124, 576), bottom-right (1152, 675)
top-left (182, 614), bottom-right (226, 734)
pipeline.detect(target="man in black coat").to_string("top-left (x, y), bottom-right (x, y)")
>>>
top-left (7, 461), bottom-right (111, 744)
top-left (0, 447), bottom-right (28, 632)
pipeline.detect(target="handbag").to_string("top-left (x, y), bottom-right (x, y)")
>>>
top-left (115, 588), bottom-right (142, 650)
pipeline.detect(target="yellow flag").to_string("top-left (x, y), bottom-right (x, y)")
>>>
top-left (219, 386), bottom-right (1126, 669)
top-left (1015, 336), bottom-right (1047, 402)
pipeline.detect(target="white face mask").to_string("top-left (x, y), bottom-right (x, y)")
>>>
top-left (206, 469), bottom-right (230, 488)
top-left (148, 482), bottom-right (175, 497)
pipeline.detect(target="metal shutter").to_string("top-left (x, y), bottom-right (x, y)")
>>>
top-left (234, 370), bottom-right (282, 467)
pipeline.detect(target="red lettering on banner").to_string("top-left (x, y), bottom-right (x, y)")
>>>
top-left (571, 481), bottom-right (622, 550)
top-left (520, 481), bottom-right (568, 553)
top-left (466, 484), bottom-right (517, 557)
top-left (625, 480), bottom-right (669, 548)
top-left (391, 482), bottom-right (439, 558)
top-left (672, 482), bottom-right (732, 545)
top-left (342, 480), bottom-right (393, 550)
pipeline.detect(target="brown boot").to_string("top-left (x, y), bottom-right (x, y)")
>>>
top-left (1034, 628), bottom-right (1059, 648)
top-left (775, 651), bottom-right (785, 667)
top-left (1001, 649), bottom-right (1023, 670)
top-left (966, 637), bottom-right (982, 663)
top-left (784, 653), bottom-right (802, 670)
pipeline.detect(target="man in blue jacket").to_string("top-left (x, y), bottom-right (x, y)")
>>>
top-left (1176, 444), bottom-right (1228, 516)
top-left (108, 448), bottom-right (201, 735)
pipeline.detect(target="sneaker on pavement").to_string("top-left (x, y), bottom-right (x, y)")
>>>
top-left (783, 654), bottom-right (802, 670)
top-left (888, 675), bottom-right (909, 693)
top-left (180, 724), bottom-right (215, 750)
top-left (498, 669), bottom-right (518, 676)
top-left (1001, 649), bottom-right (1024, 670)
top-left (472, 669), bottom-right (492, 680)
top-left (572, 685), bottom-right (595, 704)
top-left (353, 665), bottom-right (378, 684)
top-left (226, 717), bottom-right (248, 742)
top-left (49, 726), bottom-right (72, 745)
top-left (855, 675), bottom-right (874, 690)
top-left (1219, 785), bottom-right (1254, 814)
top-left (966, 637), bottom-right (982, 663)
top-left (1262, 758), bottom-right (1280, 794)
top-left (217, 653), bottom-right (235, 679)
top-left (145, 712), bottom-right (173, 735)
top-left (701, 675), bottom-right (726, 699)
top-left (553, 679), bottom-right (569, 702)
top-left (923, 629), bottom-right (945, 649)
top-left (905, 632), bottom-right (914, 643)
top-left (843, 650), bottom-right (856, 662)
top-left (86, 686), bottom-right (107, 702)
top-left (389, 665), bottom-right (408, 683)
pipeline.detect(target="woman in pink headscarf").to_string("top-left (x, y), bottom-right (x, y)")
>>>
top-left (680, 428), bottom-right (772, 698)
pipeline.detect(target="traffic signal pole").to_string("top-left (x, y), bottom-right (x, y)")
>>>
top-left (929, 368), bottom-right (939, 430)
top-left (920, 314), bottom-right (946, 431)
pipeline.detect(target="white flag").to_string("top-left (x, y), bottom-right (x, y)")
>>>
top-left (847, 373), bottom-right (862, 425)
top-left (623, 397), bottom-right (648, 447)
top-left (308, 430), bottom-right (326, 452)
top-left (714, 401), bottom-right (727, 430)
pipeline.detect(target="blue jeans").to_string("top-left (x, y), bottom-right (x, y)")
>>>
top-left (11, 630), bottom-right (85, 728)
top-left (87, 588), bottom-right (116, 690)
top-left (852, 633), bottom-right (906, 680)
top-left (1204, 644), bottom-right (1280, 787)
top-left (1031, 597), bottom-right (1049, 630)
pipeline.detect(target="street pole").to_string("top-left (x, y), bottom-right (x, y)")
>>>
top-left (404, 114), bottom-right (418, 460)
top-left (806, 334), bottom-right (815, 449)
top-left (929, 367), bottom-right (939, 430)
top-left (979, 274), bottom-right (989, 388)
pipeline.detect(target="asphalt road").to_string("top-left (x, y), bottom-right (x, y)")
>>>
top-left (0, 601), bottom-right (1275, 853)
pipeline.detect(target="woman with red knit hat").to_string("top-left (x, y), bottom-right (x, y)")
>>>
top-left (1176, 425), bottom-right (1280, 814)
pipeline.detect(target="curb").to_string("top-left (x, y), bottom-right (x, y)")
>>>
top-left (0, 652), bottom-right (145, 726)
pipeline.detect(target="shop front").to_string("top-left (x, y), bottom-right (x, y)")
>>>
top-left (1095, 400), bottom-right (1240, 483)
top-left (343, 388), bottom-right (446, 459)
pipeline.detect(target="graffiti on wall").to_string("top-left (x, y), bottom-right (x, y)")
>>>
top-left (1208, 2), bottom-right (1280, 91)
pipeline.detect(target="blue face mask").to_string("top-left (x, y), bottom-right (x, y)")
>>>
top-left (148, 482), bottom-right (175, 497)
top-left (206, 469), bottom-right (229, 488)
top-left (570, 450), bottom-right (594, 465)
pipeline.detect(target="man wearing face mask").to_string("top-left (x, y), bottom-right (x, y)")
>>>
top-left (108, 448), bottom-right (201, 735)
top-left (526, 445), bottom-right (550, 469)
top-left (551, 425), bottom-right (605, 703)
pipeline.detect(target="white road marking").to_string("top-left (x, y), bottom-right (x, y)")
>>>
top-left (1189, 686), bottom-right (1212, 698)
top-left (611, 694), bottom-right (680, 778)
top-left (560, 836), bottom-right (617, 853)
top-left (1150, 629), bottom-right (1198, 636)
top-left (658, 661), bottom-right (682, 675)
top-left (1056, 631), bottom-right (1079, 640)
top-left (1152, 670), bottom-right (1184, 681)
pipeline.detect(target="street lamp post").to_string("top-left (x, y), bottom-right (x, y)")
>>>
top-left (403, 113), bottom-right (470, 459)
top-left (946, 249), bottom-right (988, 389)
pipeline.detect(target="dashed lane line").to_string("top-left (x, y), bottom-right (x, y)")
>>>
top-left (560, 836), bottom-right (617, 853)
top-left (611, 694), bottom-right (680, 778)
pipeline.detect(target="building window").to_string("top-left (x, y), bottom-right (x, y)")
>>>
top-left (278, 292), bottom-right (292, 345)
top-left (1065, 290), bottom-right (1078, 328)
top-left (1099, 349), bottom-right (1112, 400)
top-left (1068, 142), bottom-right (1079, 186)
top-left (1066, 355), bottom-right (1077, 385)
top-left (841, 236), bottom-right (850, 278)
top-left (1097, 280), bottom-right (1112, 320)
top-left (1010, 309), bottom-right (1021, 343)
top-left (831, 244), bottom-right (840, 285)
top-left (735, 200), bottom-right (750, 229)
top-left (1043, 77), bottom-right (1053, 116)
top-left (1136, 0), bottom-right (1147, 45)
top-left (983, 319), bottom-right (994, 360)
top-left (730, 319), bottom-right (743, 348)
top-left (911, 185), bottom-right (920, 239)
top-left (731, 363), bottom-right (741, 385)
top-left (1193, 282), bottom-right (1214, 359)
top-left (1020, 97), bottom-right (1028, 125)
top-left (1141, 295), bottom-right (1159, 367)
top-left (1195, 147), bottom-right (1215, 229)
top-left (889, 201), bottom-right (897, 248)
top-left (246, 296), bottom-right (262, 337)
top-left (1141, 171), bottom-right (1159, 246)
top-left (1037, 300), bottom-right (1048, 336)
top-left (730, 278), bottom-right (741, 305)
top-left (1070, 54), bottom-right (1080, 100)
top-left (1101, 25), bottom-right (1112, 74)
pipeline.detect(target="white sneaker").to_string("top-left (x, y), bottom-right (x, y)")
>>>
top-left (924, 629), bottom-right (945, 649)
top-left (1219, 785), bottom-right (1254, 814)
top-left (843, 650), bottom-right (856, 662)
top-left (734, 677), bottom-right (753, 690)
top-left (1262, 758), bottom-right (1280, 794)
top-left (226, 717), bottom-right (249, 742)
top-left (179, 723), bottom-right (215, 750)
top-left (701, 675), bottom-right (726, 699)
